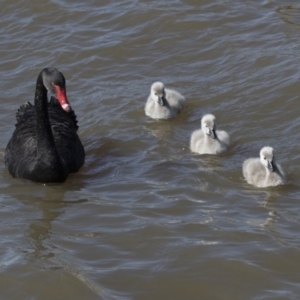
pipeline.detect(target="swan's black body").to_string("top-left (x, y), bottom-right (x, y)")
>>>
top-left (5, 68), bottom-right (85, 183)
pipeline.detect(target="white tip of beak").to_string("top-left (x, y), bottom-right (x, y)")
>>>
top-left (62, 104), bottom-right (71, 112)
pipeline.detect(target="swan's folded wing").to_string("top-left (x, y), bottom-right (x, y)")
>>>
top-left (190, 129), bottom-right (203, 153)
top-left (217, 130), bottom-right (230, 146)
top-left (166, 89), bottom-right (185, 111)
top-left (15, 102), bottom-right (34, 124)
top-left (243, 158), bottom-right (266, 187)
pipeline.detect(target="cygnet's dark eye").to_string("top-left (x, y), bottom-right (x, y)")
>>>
top-left (264, 157), bottom-right (266, 160)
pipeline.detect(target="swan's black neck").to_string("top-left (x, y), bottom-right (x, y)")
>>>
top-left (35, 74), bottom-right (52, 148)
top-left (34, 73), bottom-right (64, 174)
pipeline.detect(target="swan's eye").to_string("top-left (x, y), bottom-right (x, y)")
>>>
top-left (154, 93), bottom-right (157, 95)
top-left (264, 157), bottom-right (266, 160)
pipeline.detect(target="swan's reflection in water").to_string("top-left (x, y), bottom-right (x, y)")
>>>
top-left (5, 182), bottom-right (106, 296)
top-left (7, 184), bottom-right (84, 265)
top-left (277, 5), bottom-right (300, 29)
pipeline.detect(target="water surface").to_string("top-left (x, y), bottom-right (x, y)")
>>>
top-left (1, 1), bottom-right (300, 299)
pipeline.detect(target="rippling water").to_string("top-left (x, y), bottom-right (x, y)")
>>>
top-left (1, 0), bottom-right (300, 299)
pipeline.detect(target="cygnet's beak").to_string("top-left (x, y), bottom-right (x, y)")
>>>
top-left (209, 129), bottom-right (217, 139)
top-left (267, 161), bottom-right (275, 172)
top-left (158, 96), bottom-right (167, 106)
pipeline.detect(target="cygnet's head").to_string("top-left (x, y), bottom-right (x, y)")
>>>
top-left (201, 114), bottom-right (217, 139)
top-left (260, 146), bottom-right (276, 172)
top-left (151, 82), bottom-right (167, 106)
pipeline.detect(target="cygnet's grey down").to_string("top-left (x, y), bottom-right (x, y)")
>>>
top-left (190, 114), bottom-right (230, 154)
top-left (242, 146), bottom-right (285, 188)
top-left (145, 82), bottom-right (185, 119)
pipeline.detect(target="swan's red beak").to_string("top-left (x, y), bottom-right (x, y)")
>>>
top-left (54, 85), bottom-right (72, 112)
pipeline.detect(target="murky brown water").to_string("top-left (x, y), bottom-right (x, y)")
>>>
top-left (1, 0), bottom-right (300, 299)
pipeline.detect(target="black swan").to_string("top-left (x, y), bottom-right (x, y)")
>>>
top-left (5, 67), bottom-right (85, 183)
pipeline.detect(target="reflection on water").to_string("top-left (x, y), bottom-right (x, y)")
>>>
top-left (22, 187), bottom-right (68, 265)
top-left (8, 185), bottom-right (105, 297)
top-left (277, 5), bottom-right (300, 28)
